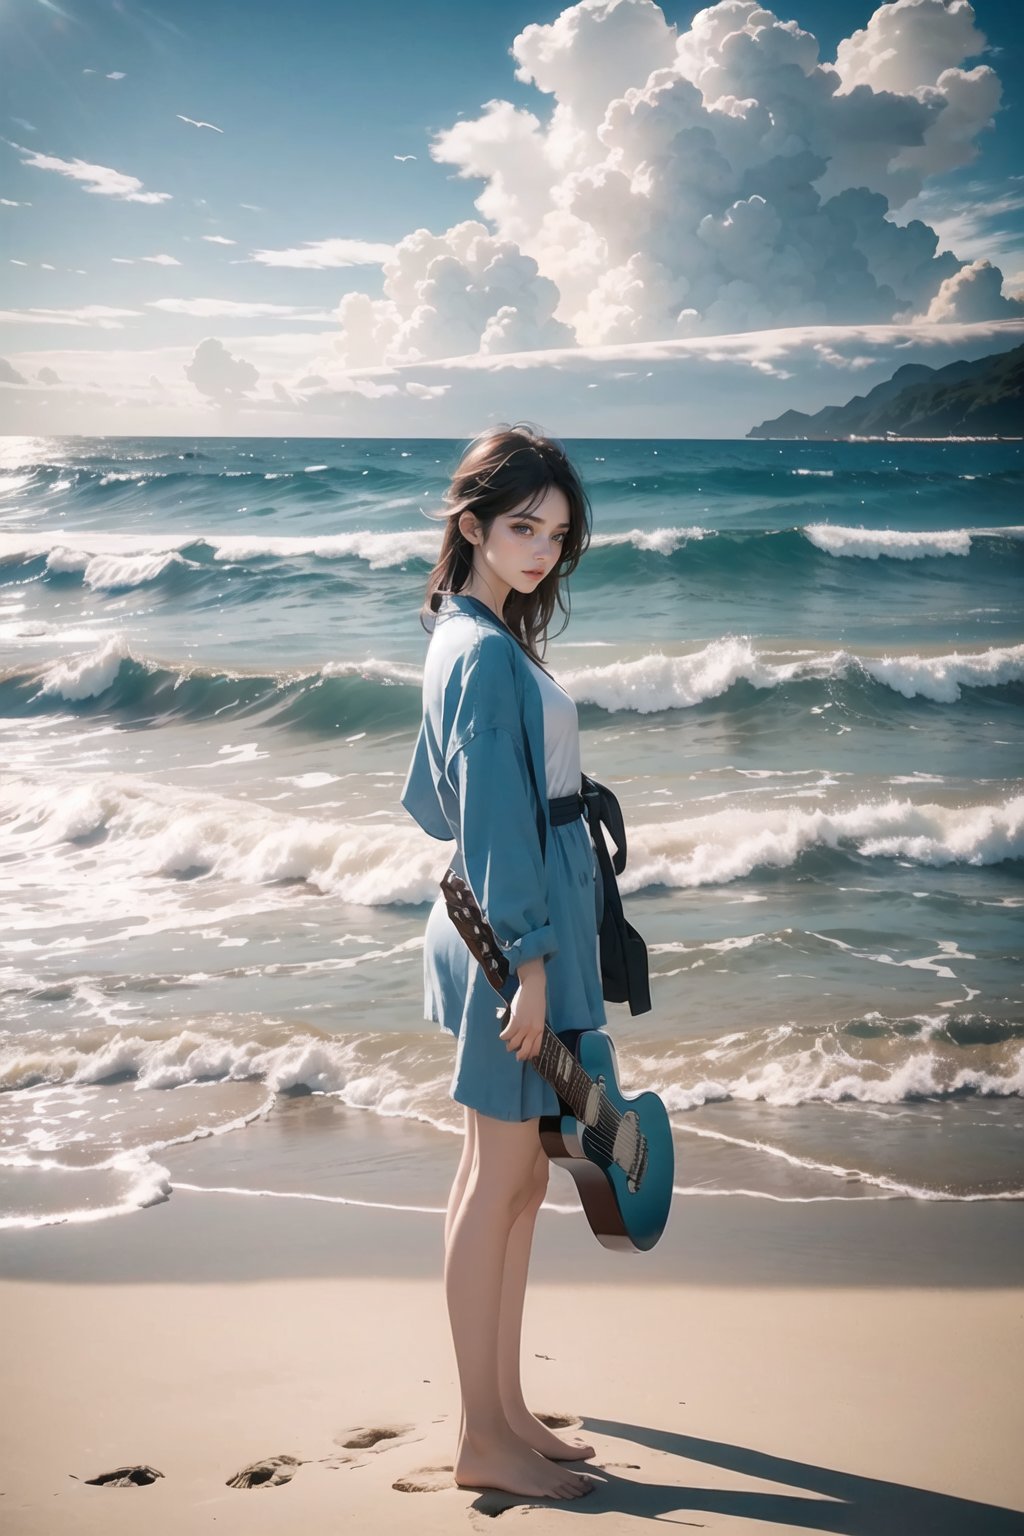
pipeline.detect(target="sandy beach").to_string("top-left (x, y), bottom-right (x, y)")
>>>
top-left (2, 1159), bottom-right (1023, 1536)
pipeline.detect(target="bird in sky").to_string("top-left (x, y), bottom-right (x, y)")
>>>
top-left (177, 114), bottom-right (224, 133)
top-left (393, 153), bottom-right (417, 161)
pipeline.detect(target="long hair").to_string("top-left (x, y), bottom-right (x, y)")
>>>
top-left (421, 422), bottom-right (592, 662)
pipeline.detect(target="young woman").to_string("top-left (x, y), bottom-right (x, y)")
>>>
top-left (401, 424), bottom-right (604, 1501)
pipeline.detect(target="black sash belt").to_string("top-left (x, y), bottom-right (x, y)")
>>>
top-left (548, 790), bottom-right (584, 825)
top-left (545, 775), bottom-right (651, 1017)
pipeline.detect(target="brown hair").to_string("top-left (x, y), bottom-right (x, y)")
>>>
top-left (421, 422), bottom-right (592, 662)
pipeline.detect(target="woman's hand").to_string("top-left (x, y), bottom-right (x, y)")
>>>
top-left (499, 958), bottom-right (547, 1061)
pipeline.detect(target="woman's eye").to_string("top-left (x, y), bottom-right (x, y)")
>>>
top-left (511, 524), bottom-right (565, 540)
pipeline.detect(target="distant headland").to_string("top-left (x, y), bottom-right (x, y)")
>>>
top-left (747, 342), bottom-right (1023, 441)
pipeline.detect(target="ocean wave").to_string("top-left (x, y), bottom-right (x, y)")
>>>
top-left (4, 1015), bottom-right (1020, 1119)
top-left (3, 635), bottom-right (1021, 731)
top-left (621, 793), bottom-right (1024, 891)
top-left (2, 769), bottom-right (1020, 907)
top-left (804, 523), bottom-right (1024, 559)
top-left (561, 637), bottom-right (1024, 711)
top-left (0, 1014), bottom-right (1018, 1224)
top-left (4, 522), bottom-right (1023, 597)
top-left (0, 529), bottom-right (440, 582)
top-left (0, 1021), bottom-right (437, 1101)
top-left (0, 1148), bottom-right (174, 1231)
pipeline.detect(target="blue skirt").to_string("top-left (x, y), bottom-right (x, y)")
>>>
top-left (423, 816), bottom-right (606, 1121)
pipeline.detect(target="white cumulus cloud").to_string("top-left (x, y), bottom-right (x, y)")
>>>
top-left (325, 0), bottom-right (1017, 364)
top-left (923, 258), bottom-right (1024, 322)
top-left (184, 337), bottom-right (258, 404)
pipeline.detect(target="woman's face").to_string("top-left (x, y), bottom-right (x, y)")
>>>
top-left (460, 484), bottom-right (571, 603)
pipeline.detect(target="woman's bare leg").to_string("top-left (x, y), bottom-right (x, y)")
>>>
top-left (445, 1108), bottom-right (593, 1499)
top-left (444, 1107), bottom-right (476, 1452)
top-left (495, 1146), bottom-right (596, 1461)
top-left (444, 1105), bottom-right (476, 1252)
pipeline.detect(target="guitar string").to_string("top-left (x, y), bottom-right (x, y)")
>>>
top-left (539, 1047), bottom-right (648, 1169)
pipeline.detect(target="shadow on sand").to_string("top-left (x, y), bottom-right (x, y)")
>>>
top-left (468, 1419), bottom-right (1024, 1532)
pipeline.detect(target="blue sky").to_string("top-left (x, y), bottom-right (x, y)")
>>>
top-left (1, 0), bottom-right (1022, 436)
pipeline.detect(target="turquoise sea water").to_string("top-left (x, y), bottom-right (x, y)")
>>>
top-left (1, 433), bottom-right (1021, 1230)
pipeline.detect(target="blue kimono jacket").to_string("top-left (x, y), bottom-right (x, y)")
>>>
top-left (401, 591), bottom-right (606, 1122)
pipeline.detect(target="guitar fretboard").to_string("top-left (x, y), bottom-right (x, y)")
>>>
top-left (535, 1023), bottom-right (617, 1132)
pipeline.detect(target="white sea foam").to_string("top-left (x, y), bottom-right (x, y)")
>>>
top-left (659, 1048), bottom-right (1024, 1112)
top-left (43, 623), bottom-right (1012, 722)
top-left (2, 769), bottom-right (1020, 912)
top-left (803, 523), bottom-right (1024, 559)
top-left (7, 522), bottom-right (1016, 582)
top-left (0, 771), bottom-right (451, 904)
top-left (26, 641), bottom-right (423, 705)
top-left (97, 470), bottom-right (166, 486)
top-left (859, 643), bottom-right (1024, 701)
top-left (619, 793), bottom-right (1024, 892)
top-left (208, 531), bottom-right (440, 568)
top-left (0, 1026), bottom-right (456, 1139)
top-left (561, 637), bottom-right (1024, 712)
top-left (35, 633), bottom-right (135, 701)
top-left (0, 528), bottom-right (440, 574)
top-left (4, 1020), bottom-right (1020, 1127)
top-left (51, 547), bottom-right (194, 591)
top-left (1, 1019), bottom-right (1018, 1224)
top-left (590, 526), bottom-right (712, 554)
top-left (0, 1148), bottom-right (173, 1230)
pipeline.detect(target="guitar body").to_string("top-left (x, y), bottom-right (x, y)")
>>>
top-left (538, 1027), bottom-right (674, 1252)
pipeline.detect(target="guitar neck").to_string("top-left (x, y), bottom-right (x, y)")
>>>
top-left (534, 1023), bottom-right (598, 1121)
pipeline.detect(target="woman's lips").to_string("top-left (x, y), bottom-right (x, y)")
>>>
top-left (523, 568), bottom-right (544, 577)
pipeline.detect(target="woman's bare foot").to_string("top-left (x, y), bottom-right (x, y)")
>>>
top-left (502, 1406), bottom-right (596, 1461)
top-left (454, 1433), bottom-right (594, 1499)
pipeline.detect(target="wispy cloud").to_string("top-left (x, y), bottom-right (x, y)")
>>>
top-left (140, 254), bottom-right (182, 266)
top-left (6, 141), bottom-right (172, 203)
top-left (1, 198), bottom-right (32, 207)
top-left (202, 235), bottom-right (236, 246)
top-left (0, 305), bottom-right (141, 328)
top-left (147, 298), bottom-right (336, 319)
top-left (896, 182), bottom-right (1024, 278)
top-left (245, 237), bottom-right (394, 269)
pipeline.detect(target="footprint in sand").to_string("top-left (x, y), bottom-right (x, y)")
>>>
top-left (225, 1454), bottom-right (305, 1489)
top-left (335, 1424), bottom-right (418, 1452)
top-left (534, 1411), bottom-right (583, 1430)
top-left (82, 1464), bottom-right (164, 1487)
top-left (392, 1464), bottom-right (454, 1494)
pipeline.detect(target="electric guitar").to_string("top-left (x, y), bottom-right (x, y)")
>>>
top-left (440, 867), bottom-right (674, 1252)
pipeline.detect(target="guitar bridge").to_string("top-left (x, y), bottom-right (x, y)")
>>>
top-left (612, 1109), bottom-right (648, 1194)
top-left (628, 1134), bottom-right (648, 1195)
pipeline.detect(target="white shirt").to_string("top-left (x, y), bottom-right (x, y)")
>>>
top-left (524, 653), bottom-right (581, 798)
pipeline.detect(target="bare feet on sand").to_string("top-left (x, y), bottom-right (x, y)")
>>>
top-left (454, 1434), bottom-right (594, 1499)
top-left (501, 1408), bottom-right (596, 1461)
